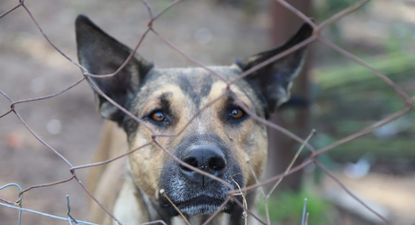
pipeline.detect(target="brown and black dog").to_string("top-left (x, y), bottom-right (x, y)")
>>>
top-left (75, 15), bottom-right (311, 225)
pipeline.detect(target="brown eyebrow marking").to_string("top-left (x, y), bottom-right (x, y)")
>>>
top-left (159, 92), bottom-right (172, 110)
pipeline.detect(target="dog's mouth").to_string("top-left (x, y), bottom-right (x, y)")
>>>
top-left (161, 195), bottom-right (231, 216)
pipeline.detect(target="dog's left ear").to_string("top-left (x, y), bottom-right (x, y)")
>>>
top-left (75, 15), bottom-right (153, 124)
top-left (237, 23), bottom-right (313, 115)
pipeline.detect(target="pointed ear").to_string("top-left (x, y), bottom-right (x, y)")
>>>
top-left (75, 15), bottom-right (153, 124)
top-left (237, 23), bottom-right (313, 115)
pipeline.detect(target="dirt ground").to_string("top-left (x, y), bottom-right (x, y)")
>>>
top-left (0, 0), bottom-right (414, 225)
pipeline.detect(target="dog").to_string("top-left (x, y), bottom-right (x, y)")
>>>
top-left (75, 15), bottom-right (311, 225)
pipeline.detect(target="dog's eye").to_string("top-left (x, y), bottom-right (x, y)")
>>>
top-left (230, 108), bottom-right (245, 120)
top-left (226, 106), bottom-right (247, 123)
top-left (150, 111), bottom-right (166, 122)
top-left (146, 109), bottom-right (172, 127)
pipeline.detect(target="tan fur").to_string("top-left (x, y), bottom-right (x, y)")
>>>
top-left (88, 122), bottom-right (129, 225)
top-left (77, 15), bottom-right (309, 225)
top-left (88, 81), bottom-right (268, 225)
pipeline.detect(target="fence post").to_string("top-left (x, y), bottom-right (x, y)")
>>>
top-left (266, 0), bottom-right (312, 191)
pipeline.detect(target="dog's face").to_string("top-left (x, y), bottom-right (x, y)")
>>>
top-left (76, 15), bottom-right (310, 217)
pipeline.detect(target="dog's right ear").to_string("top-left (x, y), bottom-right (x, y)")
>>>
top-left (236, 23), bottom-right (312, 116)
top-left (75, 15), bottom-right (153, 124)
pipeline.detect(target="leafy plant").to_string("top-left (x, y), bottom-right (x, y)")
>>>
top-left (258, 190), bottom-right (331, 225)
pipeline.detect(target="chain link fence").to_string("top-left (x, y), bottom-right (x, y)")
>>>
top-left (0, 0), bottom-right (414, 225)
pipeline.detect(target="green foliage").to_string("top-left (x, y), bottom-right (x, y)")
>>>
top-left (313, 48), bottom-right (415, 162)
top-left (316, 0), bottom-right (364, 19)
top-left (327, 137), bottom-right (415, 161)
top-left (258, 190), bottom-right (331, 225)
top-left (315, 53), bottom-right (415, 90)
top-left (315, 0), bottom-right (368, 39)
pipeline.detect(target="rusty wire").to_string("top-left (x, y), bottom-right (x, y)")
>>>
top-left (0, 0), bottom-right (413, 225)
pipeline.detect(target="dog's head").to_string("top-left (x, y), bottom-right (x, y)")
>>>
top-left (76, 15), bottom-right (311, 217)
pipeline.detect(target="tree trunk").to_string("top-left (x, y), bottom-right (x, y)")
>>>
top-left (265, 0), bottom-right (312, 192)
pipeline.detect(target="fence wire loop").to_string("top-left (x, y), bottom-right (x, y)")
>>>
top-left (0, 0), bottom-right (412, 225)
top-left (300, 198), bottom-right (308, 225)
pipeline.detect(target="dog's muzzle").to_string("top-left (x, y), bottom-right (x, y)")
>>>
top-left (159, 139), bottom-right (243, 217)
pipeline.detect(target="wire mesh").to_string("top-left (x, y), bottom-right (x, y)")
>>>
top-left (0, 0), bottom-right (413, 225)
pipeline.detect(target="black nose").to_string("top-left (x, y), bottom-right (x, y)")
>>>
top-left (179, 145), bottom-right (227, 181)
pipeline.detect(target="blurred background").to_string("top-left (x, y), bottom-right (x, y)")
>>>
top-left (0, 0), bottom-right (414, 224)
